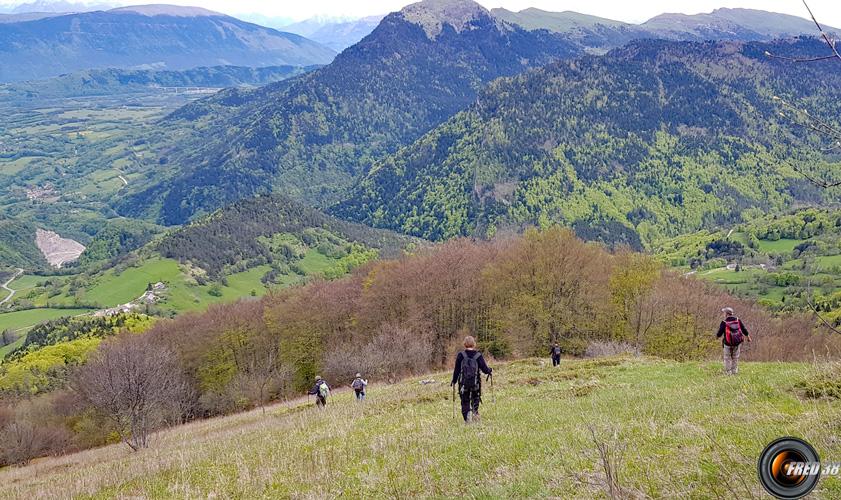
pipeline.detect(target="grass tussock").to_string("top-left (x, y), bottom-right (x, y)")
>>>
top-left (795, 362), bottom-right (841, 400)
top-left (1, 357), bottom-right (841, 499)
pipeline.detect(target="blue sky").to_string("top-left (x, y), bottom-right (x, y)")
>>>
top-left (1, 0), bottom-right (840, 26)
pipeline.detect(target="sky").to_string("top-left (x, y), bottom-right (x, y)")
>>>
top-left (1, 0), bottom-right (840, 27)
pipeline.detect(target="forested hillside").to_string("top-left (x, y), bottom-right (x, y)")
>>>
top-left (157, 194), bottom-right (416, 277)
top-left (116, 0), bottom-right (582, 224)
top-left (0, 197), bottom-right (411, 324)
top-left (0, 218), bottom-right (43, 269)
top-left (336, 38), bottom-right (841, 244)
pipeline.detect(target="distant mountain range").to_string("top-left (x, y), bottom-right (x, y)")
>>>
top-left (281, 15), bottom-right (385, 52)
top-left (257, 5), bottom-right (840, 56)
top-left (1, 0), bottom-right (116, 13)
top-left (492, 7), bottom-right (838, 53)
top-left (0, 5), bottom-right (336, 82)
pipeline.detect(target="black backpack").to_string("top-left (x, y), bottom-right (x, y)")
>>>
top-left (352, 378), bottom-right (364, 391)
top-left (552, 346), bottom-right (561, 356)
top-left (460, 351), bottom-right (480, 389)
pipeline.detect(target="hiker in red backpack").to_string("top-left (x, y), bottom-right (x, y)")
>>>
top-left (451, 335), bottom-right (492, 424)
top-left (716, 307), bottom-right (751, 375)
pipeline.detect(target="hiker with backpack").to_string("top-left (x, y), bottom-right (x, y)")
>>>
top-left (308, 375), bottom-right (330, 407)
top-left (351, 373), bottom-right (368, 401)
top-left (716, 307), bottom-right (751, 375)
top-left (550, 342), bottom-right (561, 367)
top-left (451, 335), bottom-right (492, 423)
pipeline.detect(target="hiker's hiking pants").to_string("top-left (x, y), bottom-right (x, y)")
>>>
top-left (723, 344), bottom-right (741, 375)
top-left (316, 395), bottom-right (326, 407)
top-left (460, 386), bottom-right (481, 422)
top-left (355, 390), bottom-right (365, 401)
top-left (552, 355), bottom-right (561, 367)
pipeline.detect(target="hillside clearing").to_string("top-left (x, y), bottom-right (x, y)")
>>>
top-left (2, 357), bottom-right (839, 499)
top-left (0, 307), bottom-right (92, 333)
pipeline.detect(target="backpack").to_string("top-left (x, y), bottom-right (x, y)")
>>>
top-left (318, 381), bottom-right (330, 398)
top-left (552, 346), bottom-right (561, 356)
top-left (352, 378), bottom-right (364, 392)
top-left (460, 351), bottom-right (481, 389)
top-left (724, 319), bottom-right (744, 346)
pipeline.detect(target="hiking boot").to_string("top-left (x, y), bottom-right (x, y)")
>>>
top-left (472, 412), bottom-right (480, 423)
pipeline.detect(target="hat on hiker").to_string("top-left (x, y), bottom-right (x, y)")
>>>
top-left (721, 307), bottom-right (734, 315)
top-left (315, 375), bottom-right (322, 381)
top-left (355, 373), bottom-right (361, 378)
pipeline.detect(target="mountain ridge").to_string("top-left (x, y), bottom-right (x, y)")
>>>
top-left (0, 7), bottom-right (336, 82)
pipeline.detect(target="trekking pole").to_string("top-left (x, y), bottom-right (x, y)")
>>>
top-left (452, 383), bottom-right (456, 419)
top-left (487, 373), bottom-right (495, 404)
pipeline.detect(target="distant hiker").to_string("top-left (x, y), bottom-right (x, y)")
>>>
top-left (351, 372), bottom-right (368, 401)
top-left (550, 342), bottom-right (561, 367)
top-left (717, 307), bottom-right (751, 375)
top-left (451, 335), bottom-right (492, 423)
top-left (309, 375), bottom-right (330, 407)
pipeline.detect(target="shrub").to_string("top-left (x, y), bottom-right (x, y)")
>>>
top-left (585, 341), bottom-right (641, 358)
top-left (795, 362), bottom-right (841, 400)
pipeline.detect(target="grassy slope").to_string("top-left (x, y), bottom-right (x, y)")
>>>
top-left (0, 335), bottom-right (24, 359)
top-left (0, 308), bottom-right (91, 332)
top-left (2, 357), bottom-right (839, 498)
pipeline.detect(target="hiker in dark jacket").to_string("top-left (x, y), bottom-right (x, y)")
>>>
top-left (308, 375), bottom-right (329, 407)
top-left (451, 335), bottom-right (492, 423)
top-left (716, 307), bottom-right (751, 375)
top-left (550, 342), bottom-right (561, 367)
top-left (351, 373), bottom-right (368, 401)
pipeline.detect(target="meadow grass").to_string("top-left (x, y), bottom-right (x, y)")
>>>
top-left (0, 308), bottom-right (91, 332)
top-left (1, 357), bottom-right (839, 499)
top-left (8, 274), bottom-right (51, 293)
top-left (0, 334), bottom-right (25, 358)
top-left (83, 258), bottom-right (182, 306)
top-left (816, 254), bottom-right (841, 269)
top-left (756, 239), bottom-right (806, 255)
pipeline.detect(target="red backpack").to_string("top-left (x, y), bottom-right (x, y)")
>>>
top-left (724, 319), bottom-right (744, 346)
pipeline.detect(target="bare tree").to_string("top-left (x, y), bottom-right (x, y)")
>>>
top-left (72, 335), bottom-right (190, 451)
top-left (245, 335), bottom-right (282, 414)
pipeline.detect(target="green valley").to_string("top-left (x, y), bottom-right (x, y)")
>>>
top-left (0, 195), bottom-right (413, 334)
top-left (655, 208), bottom-right (841, 318)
